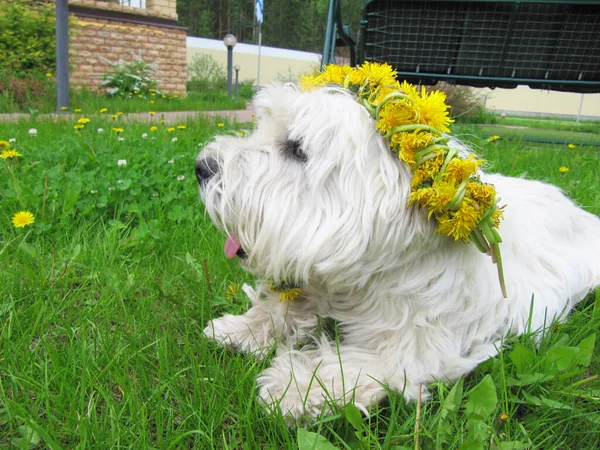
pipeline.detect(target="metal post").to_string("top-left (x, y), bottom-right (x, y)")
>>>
top-left (577, 93), bottom-right (584, 124)
top-left (234, 66), bottom-right (240, 97)
top-left (227, 45), bottom-right (233, 97)
top-left (321, 0), bottom-right (337, 69)
top-left (55, 0), bottom-right (69, 111)
top-left (257, 23), bottom-right (262, 88)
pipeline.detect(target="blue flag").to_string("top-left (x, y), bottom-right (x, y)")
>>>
top-left (256, 0), bottom-right (263, 24)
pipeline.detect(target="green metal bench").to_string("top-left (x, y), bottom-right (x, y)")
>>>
top-left (322, 0), bottom-right (600, 93)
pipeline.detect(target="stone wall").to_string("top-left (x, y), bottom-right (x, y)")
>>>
top-left (68, 0), bottom-right (186, 94)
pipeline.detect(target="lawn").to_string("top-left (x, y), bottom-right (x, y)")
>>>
top-left (1, 117), bottom-right (599, 449)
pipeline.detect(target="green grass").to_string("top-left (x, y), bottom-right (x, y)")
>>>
top-left (1, 118), bottom-right (599, 449)
top-left (0, 88), bottom-right (248, 115)
top-left (491, 115), bottom-right (600, 134)
top-left (454, 124), bottom-right (600, 146)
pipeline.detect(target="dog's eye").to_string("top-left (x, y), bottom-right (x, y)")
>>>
top-left (284, 140), bottom-right (307, 163)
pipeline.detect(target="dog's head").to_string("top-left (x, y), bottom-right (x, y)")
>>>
top-left (196, 84), bottom-right (436, 288)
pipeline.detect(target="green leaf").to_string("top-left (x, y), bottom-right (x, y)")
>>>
top-left (464, 375), bottom-right (497, 420)
top-left (459, 438), bottom-right (485, 450)
top-left (344, 404), bottom-right (364, 432)
top-left (542, 346), bottom-right (580, 372)
top-left (497, 441), bottom-right (531, 449)
top-left (297, 428), bottom-right (338, 450)
top-left (509, 343), bottom-right (536, 373)
top-left (506, 373), bottom-right (554, 387)
top-left (19, 241), bottom-right (39, 259)
top-left (574, 334), bottom-right (595, 368)
top-left (522, 392), bottom-right (541, 406)
top-left (540, 397), bottom-right (573, 410)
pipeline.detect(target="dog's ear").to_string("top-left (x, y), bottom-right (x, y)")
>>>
top-left (252, 83), bottom-right (298, 124)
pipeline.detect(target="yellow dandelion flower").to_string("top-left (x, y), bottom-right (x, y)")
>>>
top-left (100, 108), bottom-right (108, 113)
top-left (499, 412), bottom-right (509, 422)
top-left (443, 155), bottom-right (483, 184)
top-left (279, 288), bottom-right (303, 302)
top-left (487, 135), bottom-right (500, 143)
top-left (399, 81), bottom-right (420, 101)
top-left (226, 283), bottom-right (241, 300)
top-left (117, 111), bottom-right (124, 116)
top-left (492, 207), bottom-right (504, 228)
top-left (74, 124), bottom-right (85, 130)
top-left (12, 211), bottom-right (35, 228)
top-left (413, 180), bottom-right (458, 216)
top-left (559, 166), bottom-right (569, 173)
top-left (60, 106), bottom-right (68, 111)
top-left (390, 131), bottom-right (432, 166)
top-left (149, 111), bottom-right (156, 115)
top-left (348, 61), bottom-right (397, 89)
top-left (467, 182), bottom-right (496, 210)
top-left (0, 140), bottom-right (10, 150)
top-left (167, 127), bottom-right (175, 133)
top-left (160, 119), bottom-right (165, 124)
top-left (111, 114), bottom-right (117, 119)
top-left (150, 100), bottom-right (155, 104)
top-left (568, 143), bottom-right (576, 149)
top-left (376, 100), bottom-right (418, 134)
top-left (112, 127), bottom-right (124, 134)
top-left (77, 117), bottom-right (90, 124)
top-left (46, 73), bottom-right (52, 77)
top-left (74, 108), bottom-right (82, 113)
top-left (411, 150), bottom-right (446, 188)
top-left (1, 149), bottom-right (22, 159)
top-left (150, 126), bottom-right (158, 132)
top-left (217, 123), bottom-right (225, 128)
top-left (437, 198), bottom-right (483, 241)
top-left (177, 125), bottom-right (186, 130)
top-left (413, 87), bottom-right (454, 132)
top-left (299, 73), bottom-right (326, 91)
top-left (321, 64), bottom-right (353, 85)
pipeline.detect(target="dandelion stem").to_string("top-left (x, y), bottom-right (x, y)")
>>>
top-left (203, 258), bottom-right (212, 294)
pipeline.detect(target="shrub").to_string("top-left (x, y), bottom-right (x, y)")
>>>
top-left (427, 82), bottom-right (486, 123)
top-left (0, 69), bottom-right (54, 110)
top-left (0, 0), bottom-right (56, 77)
top-left (187, 54), bottom-right (227, 91)
top-left (99, 52), bottom-right (160, 97)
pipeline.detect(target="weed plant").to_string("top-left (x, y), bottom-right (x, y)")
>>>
top-left (0, 118), bottom-right (599, 449)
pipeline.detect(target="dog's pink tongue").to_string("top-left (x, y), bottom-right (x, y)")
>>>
top-left (224, 235), bottom-right (241, 259)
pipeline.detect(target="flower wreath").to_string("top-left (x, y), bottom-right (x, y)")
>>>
top-left (296, 62), bottom-right (507, 298)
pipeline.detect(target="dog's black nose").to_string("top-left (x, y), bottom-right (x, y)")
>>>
top-left (195, 157), bottom-right (220, 184)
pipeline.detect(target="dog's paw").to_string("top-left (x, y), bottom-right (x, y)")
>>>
top-left (203, 314), bottom-right (275, 357)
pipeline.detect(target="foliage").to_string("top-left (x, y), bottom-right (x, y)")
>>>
top-left (0, 0), bottom-right (56, 77)
top-left (187, 54), bottom-right (254, 99)
top-left (176, 0), bottom-right (362, 53)
top-left (186, 54), bottom-right (228, 91)
top-left (0, 70), bottom-right (54, 110)
top-left (428, 82), bottom-right (487, 123)
top-left (99, 52), bottom-right (160, 98)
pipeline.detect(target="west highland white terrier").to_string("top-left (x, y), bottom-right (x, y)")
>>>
top-left (196, 82), bottom-right (600, 421)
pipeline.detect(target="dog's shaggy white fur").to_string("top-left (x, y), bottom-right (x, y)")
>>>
top-left (196, 84), bottom-right (600, 420)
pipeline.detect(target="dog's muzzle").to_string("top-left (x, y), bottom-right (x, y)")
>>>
top-left (195, 157), bottom-right (220, 185)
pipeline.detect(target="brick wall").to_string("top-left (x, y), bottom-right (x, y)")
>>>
top-left (68, 0), bottom-right (186, 95)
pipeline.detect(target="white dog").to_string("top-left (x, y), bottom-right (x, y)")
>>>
top-left (196, 83), bottom-right (600, 420)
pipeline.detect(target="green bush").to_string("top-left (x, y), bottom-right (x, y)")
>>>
top-left (427, 82), bottom-right (489, 123)
top-left (187, 54), bottom-right (227, 91)
top-left (99, 52), bottom-right (160, 98)
top-left (0, 0), bottom-right (56, 77)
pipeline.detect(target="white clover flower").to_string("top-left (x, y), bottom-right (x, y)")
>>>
top-left (117, 179), bottom-right (123, 184)
top-left (142, 133), bottom-right (148, 139)
top-left (117, 159), bottom-right (127, 166)
top-left (108, 186), bottom-right (115, 191)
top-left (177, 175), bottom-right (185, 181)
top-left (9, 138), bottom-right (16, 144)
top-left (29, 128), bottom-right (37, 136)
top-left (90, 189), bottom-right (98, 194)
top-left (97, 128), bottom-right (104, 134)
top-left (172, 137), bottom-right (178, 143)
top-left (118, 137), bottom-right (125, 141)
top-left (167, 159), bottom-right (174, 164)
top-left (152, 192), bottom-right (159, 197)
